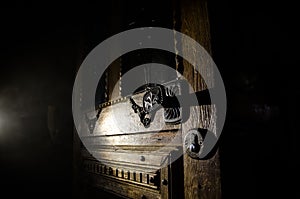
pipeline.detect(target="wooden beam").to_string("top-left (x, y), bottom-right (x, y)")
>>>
top-left (179, 0), bottom-right (222, 198)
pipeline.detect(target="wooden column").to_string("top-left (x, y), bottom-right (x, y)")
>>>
top-left (179, 0), bottom-right (222, 198)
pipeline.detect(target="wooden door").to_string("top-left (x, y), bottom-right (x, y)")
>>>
top-left (73, 0), bottom-right (221, 198)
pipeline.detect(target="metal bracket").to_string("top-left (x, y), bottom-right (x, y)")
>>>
top-left (130, 83), bottom-right (182, 127)
top-left (130, 97), bottom-right (152, 128)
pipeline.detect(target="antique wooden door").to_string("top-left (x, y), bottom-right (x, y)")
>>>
top-left (73, 0), bottom-right (222, 198)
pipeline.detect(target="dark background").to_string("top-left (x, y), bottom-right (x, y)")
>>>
top-left (0, 1), bottom-right (298, 198)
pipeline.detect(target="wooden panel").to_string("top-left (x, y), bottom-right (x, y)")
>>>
top-left (81, 131), bottom-right (182, 147)
top-left (90, 150), bottom-right (170, 168)
top-left (80, 99), bottom-right (181, 137)
top-left (83, 159), bottom-right (160, 188)
top-left (180, 0), bottom-right (222, 198)
top-left (89, 174), bottom-right (161, 199)
top-left (82, 158), bottom-right (169, 199)
top-left (82, 78), bottom-right (186, 137)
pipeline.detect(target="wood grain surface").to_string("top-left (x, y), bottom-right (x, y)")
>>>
top-left (180, 0), bottom-right (222, 198)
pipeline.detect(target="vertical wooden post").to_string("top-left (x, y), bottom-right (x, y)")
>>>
top-left (179, 0), bottom-right (222, 198)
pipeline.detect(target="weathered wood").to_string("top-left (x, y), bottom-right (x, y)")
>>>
top-left (86, 100), bottom-right (181, 137)
top-left (81, 131), bottom-right (181, 147)
top-left (75, 1), bottom-right (222, 198)
top-left (83, 159), bottom-right (160, 187)
top-left (180, 0), bottom-right (222, 198)
top-left (87, 172), bottom-right (161, 199)
top-left (81, 156), bottom-right (171, 198)
top-left (160, 166), bottom-right (169, 199)
top-left (89, 150), bottom-right (170, 168)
